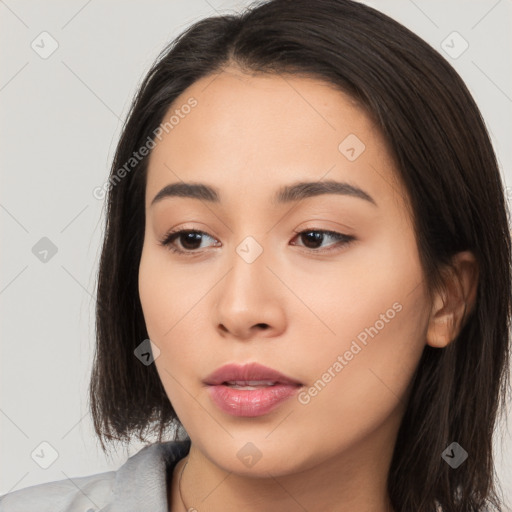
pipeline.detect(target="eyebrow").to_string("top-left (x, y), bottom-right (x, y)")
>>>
top-left (150, 179), bottom-right (377, 207)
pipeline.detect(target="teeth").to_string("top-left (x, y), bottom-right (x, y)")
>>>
top-left (225, 380), bottom-right (277, 387)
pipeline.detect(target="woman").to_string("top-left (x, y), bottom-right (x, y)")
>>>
top-left (1, 0), bottom-right (510, 510)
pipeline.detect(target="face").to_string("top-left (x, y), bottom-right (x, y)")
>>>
top-left (138, 68), bottom-right (431, 478)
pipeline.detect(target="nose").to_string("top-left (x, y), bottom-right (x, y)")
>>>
top-left (214, 242), bottom-right (287, 340)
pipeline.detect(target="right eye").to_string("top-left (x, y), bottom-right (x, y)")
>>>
top-left (158, 229), bottom-right (220, 255)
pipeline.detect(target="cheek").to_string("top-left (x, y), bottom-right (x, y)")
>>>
top-left (138, 250), bottom-right (199, 420)
top-left (298, 232), bottom-right (429, 427)
top-left (297, 224), bottom-right (426, 347)
top-left (138, 246), bottom-right (213, 386)
top-left (138, 255), bottom-right (168, 340)
top-left (138, 244), bottom-right (204, 341)
top-left (291, 284), bottom-right (428, 466)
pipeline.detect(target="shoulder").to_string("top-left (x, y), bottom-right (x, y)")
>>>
top-left (0, 439), bottom-right (191, 512)
top-left (0, 470), bottom-right (116, 512)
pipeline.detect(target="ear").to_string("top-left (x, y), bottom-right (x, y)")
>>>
top-left (426, 251), bottom-right (479, 348)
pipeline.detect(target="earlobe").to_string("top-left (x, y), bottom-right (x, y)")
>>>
top-left (425, 251), bottom-right (479, 349)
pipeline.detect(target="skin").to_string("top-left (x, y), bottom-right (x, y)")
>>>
top-left (138, 67), bottom-right (478, 512)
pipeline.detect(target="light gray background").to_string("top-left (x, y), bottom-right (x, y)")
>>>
top-left (1, 0), bottom-right (511, 506)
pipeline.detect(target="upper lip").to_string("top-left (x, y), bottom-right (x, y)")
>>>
top-left (203, 362), bottom-right (303, 386)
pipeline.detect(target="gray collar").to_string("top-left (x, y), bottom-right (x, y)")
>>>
top-left (110, 439), bottom-right (191, 512)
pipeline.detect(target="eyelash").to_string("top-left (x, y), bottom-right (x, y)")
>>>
top-left (158, 228), bottom-right (355, 256)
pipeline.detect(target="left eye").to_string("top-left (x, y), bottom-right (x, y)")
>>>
top-left (290, 229), bottom-right (355, 252)
top-left (159, 228), bottom-right (355, 255)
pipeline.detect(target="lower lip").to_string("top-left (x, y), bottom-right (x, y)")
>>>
top-left (207, 384), bottom-right (300, 417)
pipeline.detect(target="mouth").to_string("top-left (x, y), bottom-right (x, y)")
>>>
top-left (203, 363), bottom-right (303, 417)
top-left (203, 362), bottom-right (303, 387)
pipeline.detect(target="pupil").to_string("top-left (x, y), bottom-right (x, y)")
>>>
top-left (182, 232), bottom-right (202, 250)
top-left (302, 231), bottom-right (322, 248)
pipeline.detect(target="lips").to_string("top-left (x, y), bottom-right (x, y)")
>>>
top-left (203, 362), bottom-right (303, 387)
top-left (203, 362), bottom-right (303, 417)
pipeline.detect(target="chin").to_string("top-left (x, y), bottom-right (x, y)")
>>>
top-left (195, 434), bottom-right (322, 479)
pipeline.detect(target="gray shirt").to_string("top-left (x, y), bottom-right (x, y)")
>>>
top-left (0, 439), bottom-right (191, 512)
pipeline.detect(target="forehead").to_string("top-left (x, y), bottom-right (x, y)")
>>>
top-left (145, 68), bottom-right (406, 213)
